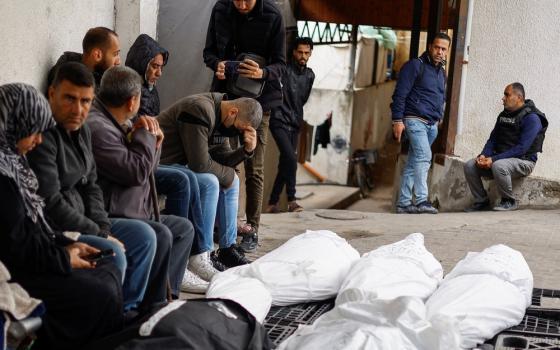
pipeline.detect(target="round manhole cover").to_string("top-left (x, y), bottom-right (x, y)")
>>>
top-left (315, 210), bottom-right (366, 220)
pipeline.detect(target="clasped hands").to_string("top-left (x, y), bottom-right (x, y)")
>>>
top-left (476, 155), bottom-right (493, 169)
top-left (132, 115), bottom-right (164, 148)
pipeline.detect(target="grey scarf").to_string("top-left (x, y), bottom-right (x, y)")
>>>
top-left (0, 83), bottom-right (56, 226)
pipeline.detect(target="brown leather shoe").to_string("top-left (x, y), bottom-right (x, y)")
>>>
top-left (288, 201), bottom-right (304, 212)
top-left (265, 203), bottom-right (281, 213)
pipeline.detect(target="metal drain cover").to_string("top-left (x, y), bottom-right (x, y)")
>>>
top-left (315, 210), bottom-right (365, 220)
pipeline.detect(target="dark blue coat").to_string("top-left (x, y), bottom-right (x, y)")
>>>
top-left (391, 51), bottom-right (446, 124)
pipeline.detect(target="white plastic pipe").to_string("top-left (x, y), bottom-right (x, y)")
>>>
top-left (456, 0), bottom-right (474, 135)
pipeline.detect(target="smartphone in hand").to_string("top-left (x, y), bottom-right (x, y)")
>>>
top-left (225, 61), bottom-right (242, 76)
top-left (84, 249), bottom-right (114, 263)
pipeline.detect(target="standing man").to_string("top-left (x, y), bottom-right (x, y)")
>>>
top-left (391, 33), bottom-right (450, 214)
top-left (266, 37), bottom-right (315, 213)
top-left (463, 83), bottom-right (548, 212)
top-left (47, 27), bottom-right (121, 89)
top-left (203, 0), bottom-right (286, 252)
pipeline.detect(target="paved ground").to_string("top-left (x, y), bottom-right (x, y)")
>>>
top-left (183, 186), bottom-right (560, 300)
top-left (252, 207), bottom-right (560, 290)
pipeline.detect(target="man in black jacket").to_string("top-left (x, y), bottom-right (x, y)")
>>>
top-left (28, 62), bottom-right (159, 313)
top-left (203, 0), bottom-right (286, 252)
top-left (47, 27), bottom-right (121, 90)
top-left (266, 37), bottom-right (315, 213)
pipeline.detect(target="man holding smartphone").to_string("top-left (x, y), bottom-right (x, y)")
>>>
top-left (204, 0), bottom-right (286, 252)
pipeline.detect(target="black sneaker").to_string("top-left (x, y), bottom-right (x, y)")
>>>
top-left (218, 246), bottom-right (251, 268)
top-left (210, 250), bottom-right (227, 272)
top-left (396, 204), bottom-right (418, 214)
top-left (464, 200), bottom-right (491, 212)
top-left (493, 198), bottom-right (518, 211)
top-left (232, 244), bottom-right (246, 256)
top-left (239, 233), bottom-right (258, 253)
top-left (416, 201), bottom-right (438, 214)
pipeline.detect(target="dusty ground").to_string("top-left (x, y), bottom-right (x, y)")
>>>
top-left (254, 207), bottom-right (560, 290)
top-left (183, 186), bottom-right (560, 300)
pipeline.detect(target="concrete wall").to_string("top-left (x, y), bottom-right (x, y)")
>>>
top-left (115, 0), bottom-right (159, 60)
top-left (0, 0), bottom-right (115, 89)
top-left (0, 0), bottom-right (159, 91)
top-left (456, 0), bottom-right (560, 180)
top-left (350, 81), bottom-right (396, 151)
top-left (156, 0), bottom-right (217, 109)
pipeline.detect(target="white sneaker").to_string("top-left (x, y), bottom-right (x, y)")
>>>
top-left (181, 269), bottom-right (208, 294)
top-left (189, 251), bottom-right (219, 282)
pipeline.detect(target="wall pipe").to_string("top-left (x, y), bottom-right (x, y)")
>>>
top-left (456, 0), bottom-right (474, 135)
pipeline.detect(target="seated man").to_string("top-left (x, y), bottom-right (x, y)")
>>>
top-left (0, 83), bottom-right (123, 350)
top-left (126, 34), bottom-right (221, 292)
top-left (464, 82), bottom-right (548, 211)
top-left (86, 66), bottom-right (194, 300)
top-left (158, 93), bottom-right (262, 268)
top-left (28, 62), bottom-right (157, 312)
top-left (48, 26), bottom-right (121, 89)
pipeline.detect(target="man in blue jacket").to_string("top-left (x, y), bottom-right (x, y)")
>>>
top-left (463, 83), bottom-right (548, 212)
top-left (391, 33), bottom-right (450, 214)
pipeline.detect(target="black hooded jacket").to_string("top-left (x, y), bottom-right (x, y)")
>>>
top-left (203, 0), bottom-right (286, 112)
top-left (271, 61), bottom-right (315, 130)
top-left (125, 34), bottom-right (169, 116)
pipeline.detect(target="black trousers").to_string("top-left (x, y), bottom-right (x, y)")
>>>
top-left (269, 125), bottom-right (299, 204)
top-left (15, 262), bottom-right (124, 350)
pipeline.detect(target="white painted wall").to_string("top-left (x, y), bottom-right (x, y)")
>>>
top-left (0, 0), bottom-right (115, 90)
top-left (456, 0), bottom-right (560, 180)
top-left (0, 0), bottom-right (159, 91)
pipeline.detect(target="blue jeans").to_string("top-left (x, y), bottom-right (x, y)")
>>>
top-left (78, 218), bottom-right (156, 311)
top-left (155, 164), bottom-right (215, 255)
top-left (397, 119), bottom-right (438, 207)
top-left (191, 171), bottom-right (238, 250)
